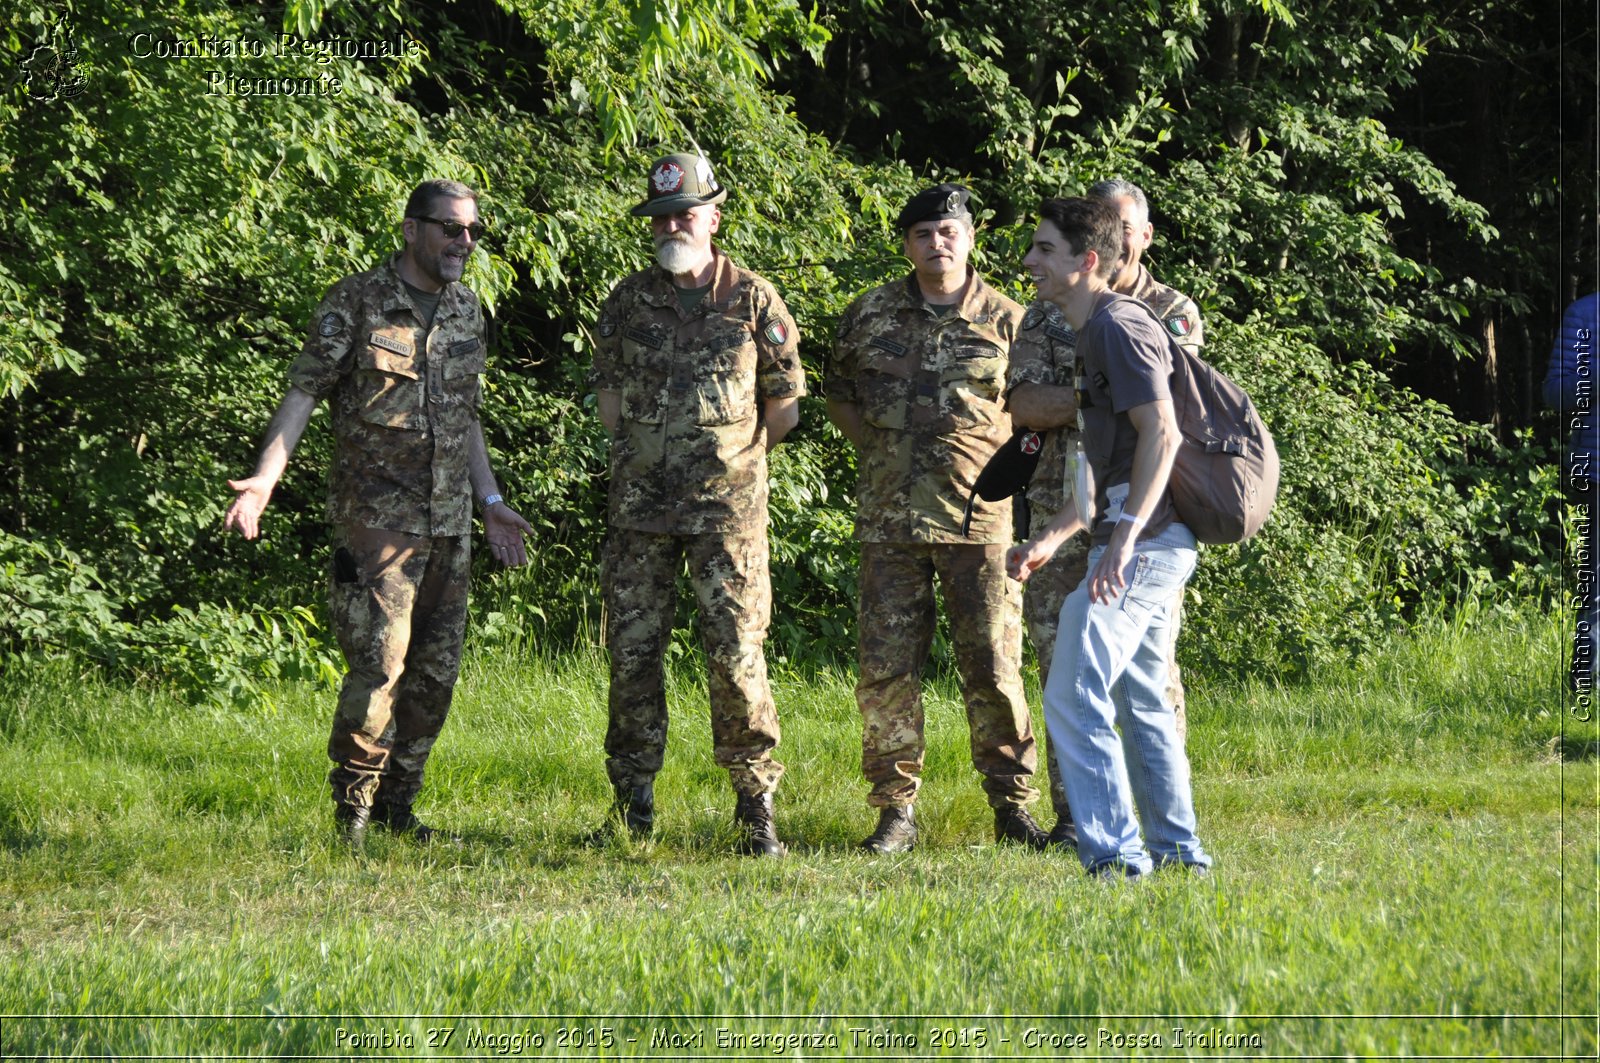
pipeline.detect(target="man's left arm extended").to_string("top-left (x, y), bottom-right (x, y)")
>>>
top-left (1086, 398), bottom-right (1179, 604)
top-left (468, 423), bottom-right (532, 567)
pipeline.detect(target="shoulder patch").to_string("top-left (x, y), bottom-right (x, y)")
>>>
top-left (598, 321), bottom-right (617, 338)
top-left (764, 319), bottom-right (790, 346)
top-left (1166, 315), bottom-right (1192, 338)
top-left (319, 313), bottom-right (344, 337)
top-left (1021, 307), bottom-right (1044, 331)
top-left (1044, 324), bottom-right (1075, 344)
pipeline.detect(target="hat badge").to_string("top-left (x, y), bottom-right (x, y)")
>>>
top-left (942, 190), bottom-right (961, 213)
top-left (652, 162), bottom-right (685, 193)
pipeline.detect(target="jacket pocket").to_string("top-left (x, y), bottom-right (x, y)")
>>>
top-left (942, 344), bottom-right (1006, 428)
top-left (860, 340), bottom-right (913, 430)
top-left (693, 340), bottom-right (757, 426)
top-left (618, 330), bottom-right (668, 424)
top-left (442, 337), bottom-right (487, 409)
top-left (356, 337), bottom-right (424, 429)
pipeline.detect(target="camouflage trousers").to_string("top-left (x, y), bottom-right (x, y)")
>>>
top-left (326, 524), bottom-right (470, 812)
top-left (856, 541), bottom-right (1038, 810)
top-left (603, 524), bottom-right (783, 796)
top-left (1024, 499), bottom-right (1187, 821)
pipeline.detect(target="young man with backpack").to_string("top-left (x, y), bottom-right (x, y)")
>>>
top-left (1006, 197), bottom-right (1213, 879)
top-left (1005, 178), bottom-right (1206, 850)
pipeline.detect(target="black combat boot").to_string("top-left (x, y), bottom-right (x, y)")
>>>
top-left (859, 805), bottom-right (917, 854)
top-left (733, 792), bottom-right (786, 857)
top-left (585, 781), bottom-right (654, 845)
top-left (371, 801), bottom-right (454, 844)
top-left (1047, 815), bottom-right (1079, 852)
top-left (333, 803), bottom-right (370, 849)
top-left (993, 805), bottom-right (1049, 850)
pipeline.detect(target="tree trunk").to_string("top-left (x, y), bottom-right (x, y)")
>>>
top-left (1481, 314), bottom-right (1502, 436)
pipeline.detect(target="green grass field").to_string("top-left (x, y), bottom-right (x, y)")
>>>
top-left (0, 608), bottom-right (1594, 1058)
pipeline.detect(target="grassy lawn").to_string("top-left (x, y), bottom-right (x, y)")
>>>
top-left (0, 608), bottom-right (1594, 1058)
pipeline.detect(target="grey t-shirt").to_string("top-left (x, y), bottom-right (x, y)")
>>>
top-left (1077, 292), bottom-right (1177, 545)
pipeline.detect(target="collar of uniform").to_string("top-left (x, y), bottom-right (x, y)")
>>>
top-left (376, 252), bottom-right (471, 321)
top-left (905, 267), bottom-right (1001, 325)
top-left (639, 245), bottom-right (740, 313)
top-left (1123, 262), bottom-right (1160, 303)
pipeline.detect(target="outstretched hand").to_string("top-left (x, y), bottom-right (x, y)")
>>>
top-left (484, 503), bottom-right (533, 567)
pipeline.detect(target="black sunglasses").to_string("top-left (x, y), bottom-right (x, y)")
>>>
top-left (411, 216), bottom-right (487, 240)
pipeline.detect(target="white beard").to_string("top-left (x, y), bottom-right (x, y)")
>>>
top-left (656, 238), bottom-right (710, 276)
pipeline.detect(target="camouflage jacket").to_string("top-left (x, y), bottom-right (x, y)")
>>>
top-left (827, 270), bottom-right (1022, 544)
top-left (1005, 263), bottom-right (1203, 514)
top-left (593, 248), bottom-right (804, 534)
top-left (288, 254), bottom-right (485, 537)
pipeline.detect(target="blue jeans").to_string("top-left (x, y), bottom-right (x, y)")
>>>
top-left (1042, 522), bottom-right (1211, 874)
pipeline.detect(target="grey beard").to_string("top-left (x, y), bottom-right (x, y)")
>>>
top-left (656, 239), bottom-right (709, 276)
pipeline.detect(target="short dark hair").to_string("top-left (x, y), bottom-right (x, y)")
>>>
top-left (404, 179), bottom-right (478, 220)
top-left (1037, 197), bottom-right (1122, 281)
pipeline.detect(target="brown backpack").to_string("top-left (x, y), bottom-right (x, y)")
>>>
top-left (1133, 300), bottom-right (1280, 544)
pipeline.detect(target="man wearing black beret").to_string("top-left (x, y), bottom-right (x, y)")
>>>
top-left (825, 183), bottom-right (1045, 853)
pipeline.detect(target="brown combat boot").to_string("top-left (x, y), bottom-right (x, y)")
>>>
top-left (994, 805), bottom-right (1049, 850)
top-left (732, 792), bottom-right (786, 857)
top-left (859, 805), bottom-right (917, 854)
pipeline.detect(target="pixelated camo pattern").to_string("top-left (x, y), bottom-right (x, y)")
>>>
top-left (826, 273), bottom-right (1023, 545)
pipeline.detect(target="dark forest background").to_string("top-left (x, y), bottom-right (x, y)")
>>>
top-left (2, 0), bottom-right (1595, 707)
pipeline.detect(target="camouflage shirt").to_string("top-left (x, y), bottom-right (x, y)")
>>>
top-left (1005, 264), bottom-right (1203, 514)
top-left (593, 248), bottom-right (804, 534)
top-left (287, 254), bottom-right (486, 537)
top-left (827, 270), bottom-right (1023, 544)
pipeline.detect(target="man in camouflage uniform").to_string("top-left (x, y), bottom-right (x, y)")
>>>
top-left (224, 179), bottom-right (532, 847)
top-left (590, 152), bottom-right (804, 857)
top-left (826, 183), bottom-right (1045, 854)
top-left (1005, 178), bottom-right (1204, 848)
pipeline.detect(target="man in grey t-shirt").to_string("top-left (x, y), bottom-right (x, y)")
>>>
top-left (1006, 197), bottom-right (1211, 879)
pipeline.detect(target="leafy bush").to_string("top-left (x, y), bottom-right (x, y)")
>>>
top-left (0, 530), bottom-right (340, 709)
top-left (0, 0), bottom-right (1572, 702)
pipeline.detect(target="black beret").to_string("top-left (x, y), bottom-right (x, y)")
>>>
top-left (962, 427), bottom-right (1044, 536)
top-left (897, 183), bottom-right (973, 230)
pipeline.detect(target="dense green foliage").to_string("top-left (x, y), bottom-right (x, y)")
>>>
top-left (0, 615), bottom-right (1592, 1053)
top-left (0, 0), bottom-right (1586, 702)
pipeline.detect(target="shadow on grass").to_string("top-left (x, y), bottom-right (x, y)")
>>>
top-left (1550, 735), bottom-right (1600, 761)
top-left (0, 824), bottom-right (47, 854)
